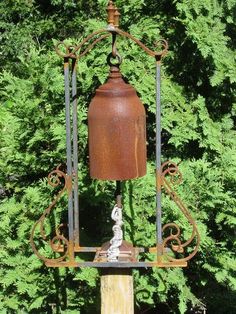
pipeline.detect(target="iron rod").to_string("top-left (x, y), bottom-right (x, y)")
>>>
top-left (156, 61), bottom-right (162, 252)
top-left (115, 181), bottom-right (122, 207)
top-left (64, 58), bottom-right (74, 245)
top-left (72, 58), bottom-right (79, 245)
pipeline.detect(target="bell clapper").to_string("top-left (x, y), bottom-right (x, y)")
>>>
top-left (107, 203), bottom-right (123, 262)
top-left (107, 181), bottom-right (124, 262)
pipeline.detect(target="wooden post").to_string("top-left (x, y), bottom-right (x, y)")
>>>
top-left (101, 269), bottom-right (134, 314)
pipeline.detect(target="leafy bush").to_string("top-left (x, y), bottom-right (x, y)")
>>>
top-left (0, 0), bottom-right (235, 313)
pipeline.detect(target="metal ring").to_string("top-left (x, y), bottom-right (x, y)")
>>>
top-left (107, 52), bottom-right (122, 66)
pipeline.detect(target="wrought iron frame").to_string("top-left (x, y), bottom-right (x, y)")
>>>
top-left (30, 1), bottom-right (200, 268)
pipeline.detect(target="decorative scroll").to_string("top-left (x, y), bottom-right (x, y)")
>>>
top-left (55, 30), bottom-right (110, 59)
top-left (30, 165), bottom-right (72, 263)
top-left (55, 28), bottom-right (168, 61)
top-left (114, 29), bottom-right (168, 59)
top-left (30, 1), bottom-right (200, 269)
top-left (160, 161), bottom-right (200, 262)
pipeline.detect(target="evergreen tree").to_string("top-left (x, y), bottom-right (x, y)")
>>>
top-left (0, 0), bottom-right (235, 313)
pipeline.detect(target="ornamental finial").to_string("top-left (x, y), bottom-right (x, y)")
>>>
top-left (107, 1), bottom-right (116, 25)
top-left (114, 6), bottom-right (121, 27)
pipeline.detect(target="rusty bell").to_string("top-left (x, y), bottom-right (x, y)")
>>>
top-left (88, 65), bottom-right (147, 180)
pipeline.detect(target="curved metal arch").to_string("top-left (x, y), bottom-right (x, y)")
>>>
top-left (114, 28), bottom-right (168, 59)
top-left (55, 29), bottom-right (109, 59)
top-left (55, 27), bottom-right (168, 60)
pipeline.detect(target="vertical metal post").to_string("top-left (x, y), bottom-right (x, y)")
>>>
top-left (64, 58), bottom-right (74, 251)
top-left (115, 180), bottom-right (122, 207)
top-left (71, 58), bottom-right (79, 245)
top-left (155, 60), bottom-right (162, 255)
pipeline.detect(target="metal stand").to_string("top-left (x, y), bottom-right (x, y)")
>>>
top-left (30, 0), bottom-right (199, 269)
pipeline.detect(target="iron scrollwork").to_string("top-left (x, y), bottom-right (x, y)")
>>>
top-left (30, 0), bottom-right (199, 268)
top-left (30, 165), bottom-right (72, 263)
top-left (160, 161), bottom-right (200, 263)
top-left (55, 28), bottom-right (168, 61)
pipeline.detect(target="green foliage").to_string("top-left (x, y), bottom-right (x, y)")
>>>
top-left (0, 0), bottom-right (235, 313)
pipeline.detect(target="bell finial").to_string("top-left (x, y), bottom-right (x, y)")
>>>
top-left (107, 1), bottom-right (116, 26)
top-left (114, 6), bottom-right (121, 27)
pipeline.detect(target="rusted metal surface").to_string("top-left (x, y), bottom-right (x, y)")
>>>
top-left (55, 29), bottom-right (109, 59)
top-left (30, 0), bottom-right (200, 269)
top-left (95, 240), bottom-right (136, 263)
top-left (115, 29), bottom-right (168, 59)
top-left (30, 165), bottom-right (72, 263)
top-left (114, 6), bottom-right (121, 27)
top-left (45, 261), bottom-right (187, 268)
top-left (106, 1), bottom-right (121, 28)
top-left (88, 65), bottom-right (147, 180)
top-left (79, 34), bottom-right (111, 58)
top-left (55, 30), bottom-right (168, 60)
top-left (31, 162), bottom-right (199, 267)
top-left (157, 161), bottom-right (200, 262)
top-left (55, 1), bottom-right (168, 61)
top-left (107, 0), bottom-right (116, 25)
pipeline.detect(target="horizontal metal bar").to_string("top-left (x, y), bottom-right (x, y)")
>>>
top-left (74, 246), bottom-right (99, 252)
top-left (45, 261), bottom-right (188, 268)
top-left (53, 245), bottom-right (146, 253)
top-left (53, 246), bottom-right (99, 253)
top-left (79, 262), bottom-right (152, 268)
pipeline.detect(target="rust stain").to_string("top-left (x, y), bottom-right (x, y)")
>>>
top-left (30, 1), bottom-right (201, 270)
top-left (107, 1), bottom-right (116, 25)
top-left (156, 170), bottom-right (162, 192)
top-left (88, 65), bottom-right (147, 180)
top-left (114, 6), bottom-right (121, 27)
